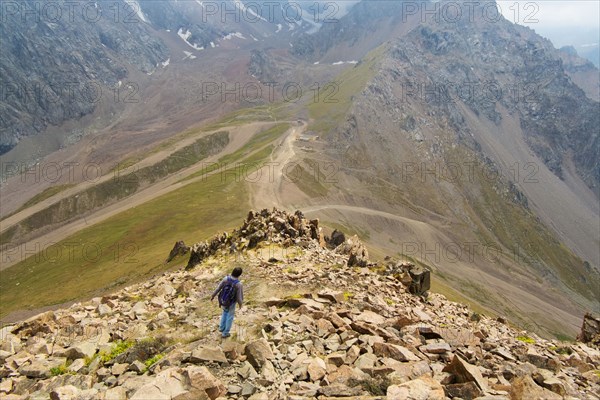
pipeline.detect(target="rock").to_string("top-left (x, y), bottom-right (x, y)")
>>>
top-left (67, 359), bottom-right (85, 373)
top-left (326, 352), bottom-right (346, 367)
top-left (316, 318), bottom-right (335, 337)
top-left (129, 360), bottom-right (146, 373)
top-left (130, 368), bottom-right (188, 400)
top-left (49, 385), bottom-right (80, 400)
top-left (307, 357), bottom-right (327, 381)
top-left (442, 355), bottom-right (488, 392)
top-left (532, 369), bottom-right (566, 396)
top-left (346, 345), bottom-right (361, 364)
top-left (318, 291), bottom-right (345, 303)
top-left (354, 353), bottom-right (378, 370)
top-left (241, 382), bottom-right (257, 396)
top-left (244, 338), bottom-right (274, 368)
top-left (131, 301), bottom-right (148, 316)
top-left (166, 241), bottom-right (190, 263)
top-left (264, 298), bottom-right (286, 307)
top-left (97, 304), bottom-right (112, 316)
top-left (328, 229), bottom-right (346, 248)
top-left (19, 358), bottom-right (63, 379)
top-left (64, 341), bottom-right (97, 360)
top-left (444, 382), bottom-right (483, 399)
top-left (420, 342), bottom-right (451, 354)
top-left (577, 313), bottom-right (600, 346)
top-left (190, 345), bottom-right (227, 364)
top-left (356, 310), bottom-right (386, 326)
top-left (248, 393), bottom-right (269, 400)
top-left (509, 375), bottom-right (562, 399)
top-left (258, 360), bottom-right (278, 386)
top-left (104, 386), bottom-right (128, 400)
top-left (221, 342), bottom-right (242, 361)
top-left (111, 363), bottom-right (129, 376)
top-left (237, 361), bottom-right (259, 379)
top-left (0, 378), bottom-right (13, 394)
top-left (227, 384), bottom-right (242, 394)
top-left (407, 266), bottom-right (431, 295)
top-left (387, 375), bottom-right (445, 399)
top-left (318, 383), bottom-right (364, 396)
top-left (373, 342), bottom-right (420, 362)
top-left (184, 366), bottom-right (227, 400)
top-left (344, 235), bottom-right (369, 267)
top-left (388, 361), bottom-right (432, 384)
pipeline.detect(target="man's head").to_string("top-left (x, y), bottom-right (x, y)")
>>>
top-left (232, 267), bottom-right (243, 278)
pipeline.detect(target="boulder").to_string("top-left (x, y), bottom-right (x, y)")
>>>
top-left (407, 266), bottom-right (431, 296)
top-left (244, 339), bottom-right (274, 369)
top-left (307, 357), bottom-right (327, 381)
top-left (444, 382), bottom-right (483, 399)
top-left (509, 375), bottom-right (562, 400)
top-left (184, 366), bottom-right (227, 400)
top-left (130, 368), bottom-right (188, 400)
top-left (190, 346), bottom-right (227, 364)
top-left (373, 342), bottom-right (420, 362)
top-left (328, 229), bottom-right (346, 248)
top-left (442, 355), bottom-right (488, 392)
top-left (166, 241), bottom-right (190, 263)
top-left (387, 375), bottom-right (445, 400)
top-left (337, 235), bottom-right (369, 267)
top-left (577, 313), bottom-right (600, 346)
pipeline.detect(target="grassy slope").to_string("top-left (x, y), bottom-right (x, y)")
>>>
top-left (3, 132), bottom-right (230, 244)
top-left (0, 124), bottom-right (290, 319)
top-left (308, 44), bottom-right (387, 135)
top-left (4, 184), bottom-right (76, 219)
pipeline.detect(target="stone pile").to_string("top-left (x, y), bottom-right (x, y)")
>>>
top-left (1, 209), bottom-right (598, 399)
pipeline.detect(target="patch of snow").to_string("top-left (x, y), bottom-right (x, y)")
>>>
top-left (250, 35), bottom-right (259, 42)
top-left (276, 24), bottom-right (282, 33)
top-left (177, 28), bottom-right (204, 50)
top-left (166, 29), bottom-right (171, 32)
top-left (162, 58), bottom-right (170, 67)
top-left (348, 60), bottom-right (358, 64)
top-left (118, 81), bottom-right (122, 87)
top-left (314, 61), bottom-right (320, 65)
top-left (183, 51), bottom-right (197, 60)
top-left (289, 42), bottom-right (293, 48)
top-left (210, 42), bottom-right (215, 48)
top-left (178, 28), bottom-right (192, 41)
top-left (234, 0), bottom-right (266, 22)
top-left (223, 32), bottom-right (246, 40)
top-left (332, 61), bottom-right (344, 65)
top-left (124, 0), bottom-right (147, 23)
top-left (332, 61), bottom-right (358, 65)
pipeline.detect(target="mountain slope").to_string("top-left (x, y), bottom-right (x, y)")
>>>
top-left (1, 209), bottom-right (598, 399)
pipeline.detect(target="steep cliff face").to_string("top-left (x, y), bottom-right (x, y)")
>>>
top-left (0, 0), bottom-right (171, 154)
top-left (0, 0), bottom-right (308, 156)
top-left (303, 1), bottom-right (599, 331)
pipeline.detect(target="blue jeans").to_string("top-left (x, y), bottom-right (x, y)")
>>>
top-left (219, 304), bottom-right (236, 336)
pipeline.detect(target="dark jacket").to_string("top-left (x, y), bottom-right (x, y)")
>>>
top-left (211, 275), bottom-right (243, 307)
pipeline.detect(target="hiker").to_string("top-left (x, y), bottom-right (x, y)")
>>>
top-left (211, 267), bottom-right (243, 338)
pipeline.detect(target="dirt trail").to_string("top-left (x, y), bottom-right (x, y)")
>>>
top-left (0, 122), bottom-right (281, 271)
top-left (0, 122), bottom-right (271, 233)
top-left (248, 121), bottom-right (306, 210)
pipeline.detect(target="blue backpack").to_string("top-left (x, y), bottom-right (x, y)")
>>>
top-left (218, 276), bottom-right (238, 307)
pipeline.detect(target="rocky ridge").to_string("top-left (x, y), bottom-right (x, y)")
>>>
top-left (1, 209), bottom-right (599, 399)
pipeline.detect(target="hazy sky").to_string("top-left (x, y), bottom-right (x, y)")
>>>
top-left (497, 0), bottom-right (600, 47)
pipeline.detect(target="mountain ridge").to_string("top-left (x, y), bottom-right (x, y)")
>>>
top-left (0, 208), bottom-right (599, 399)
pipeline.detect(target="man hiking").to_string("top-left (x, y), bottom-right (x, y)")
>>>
top-left (211, 267), bottom-right (243, 338)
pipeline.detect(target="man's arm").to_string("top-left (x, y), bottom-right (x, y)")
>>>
top-left (211, 278), bottom-right (226, 300)
top-left (236, 282), bottom-right (244, 307)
